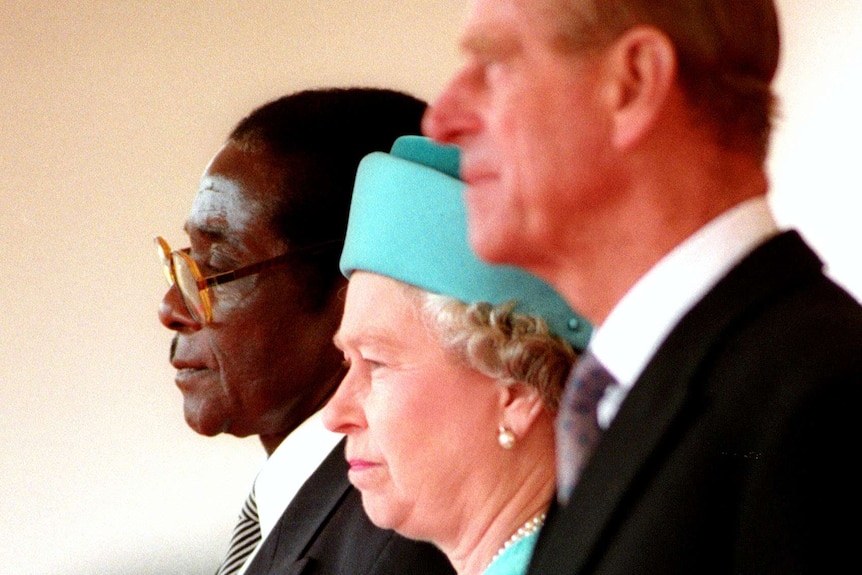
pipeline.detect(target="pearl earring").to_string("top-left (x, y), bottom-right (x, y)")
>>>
top-left (498, 425), bottom-right (516, 449)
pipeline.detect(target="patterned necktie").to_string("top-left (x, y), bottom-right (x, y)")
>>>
top-left (556, 351), bottom-right (617, 505)
top-left (215, 482), bottom-right (262, 575)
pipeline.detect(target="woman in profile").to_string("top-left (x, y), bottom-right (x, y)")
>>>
top-left (323, 136), bottom-right (591, 575)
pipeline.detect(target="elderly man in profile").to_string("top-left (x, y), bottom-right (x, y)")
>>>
top-left (424, 0), bottom-right (862, 573)
top-left (157, 87), bottom-right (454, 575)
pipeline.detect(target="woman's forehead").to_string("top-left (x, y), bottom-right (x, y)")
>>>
top-left (338, 274), bottom-right (423, 346)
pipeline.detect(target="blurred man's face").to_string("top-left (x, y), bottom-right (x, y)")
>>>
top-left (424, 0), bottom-right (619, 274)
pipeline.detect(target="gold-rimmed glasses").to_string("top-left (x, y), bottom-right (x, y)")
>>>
top-left (154, 235), bottom-right (341, 325)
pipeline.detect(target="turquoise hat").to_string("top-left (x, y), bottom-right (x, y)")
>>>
top-left (340, 135), bottom-right (591, 350)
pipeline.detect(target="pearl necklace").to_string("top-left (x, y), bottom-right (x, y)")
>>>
top-left (489, 513), bottom-right (547, 566)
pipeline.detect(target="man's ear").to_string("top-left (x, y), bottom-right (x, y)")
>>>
top-left (498, 382), bottom-right (549, 438)
top-left (600, 26), bottom-right (677, 150)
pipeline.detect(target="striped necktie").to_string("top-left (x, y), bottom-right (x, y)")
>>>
top-left (215, 482), bottom-right (262, 575)
top-left (555, 351), bottom-right (617, 505)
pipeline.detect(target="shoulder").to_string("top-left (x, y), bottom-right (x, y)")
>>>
top-left (305, 487), bottom-right (454, 574)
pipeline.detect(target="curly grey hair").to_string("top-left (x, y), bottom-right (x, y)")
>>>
top-left (405, 287), bottom-right (578, 411)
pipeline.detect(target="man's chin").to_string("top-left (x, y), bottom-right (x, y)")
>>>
top-left (183, 408), bottom-right (231, 437)
top-left (467, 223), bottom-right (518, 266)
top-left (464, 196), bottom-right (522, 266)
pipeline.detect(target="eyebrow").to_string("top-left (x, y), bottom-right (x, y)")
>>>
top-left (333, 328), bottom-right (399, 353)
top-left (462, 33), bottom-right (508, 58)
top-left (460, 19), bottom-right (521, 59)
top-left (182, 218), bottom-right (230, 242)
top-left (196, 223), bottom-right (228, 240)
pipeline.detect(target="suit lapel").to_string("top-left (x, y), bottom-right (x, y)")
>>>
top-left (246, 439), bottom-right (351, 573)
top-left (274, 558), bottom-right (310, 575)
top-left (532, 231), bottom-right (823, 572)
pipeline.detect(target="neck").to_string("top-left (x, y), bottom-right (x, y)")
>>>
top-left (455, 509), bottom-right (548, 575)
top-left (446, 463), bottom-right (554, 575)
top-left (435, 417), bottom-right (556, 574)
top-left (546, 165), bottom-right (768, 326)
top-left (259, 432), bottom-right (288, 457)
top-left (258, 361), bottom-right (347, 457)
top-left (487, 513), bottom-right (546, 567)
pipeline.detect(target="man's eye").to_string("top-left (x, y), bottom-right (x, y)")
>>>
top-left (484, 59), bottom-right (508, 85)
top-left (199, 264), bottom-right (221, 277)
top-left (203, 261), bottom-right (232, 276)
top-left (187, 255), bottom-right (219, 278)
top-left (203, 248), bottom-right (241, 275)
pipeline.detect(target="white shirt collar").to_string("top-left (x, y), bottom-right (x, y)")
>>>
top-left (253, 410), bottom-right (343, 538)
top-left (234, 411), bottom-right (342, 575)
top-left (590, 196), bottom-right (779, 427)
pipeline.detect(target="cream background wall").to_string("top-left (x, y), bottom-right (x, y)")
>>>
top-left (1, 1), bottom-right (859, 574)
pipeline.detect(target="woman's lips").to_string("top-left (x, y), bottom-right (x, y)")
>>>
top-left (348, 459), bottom-right (379, 472)
top-left (346, 458), bottom-right (383, 489)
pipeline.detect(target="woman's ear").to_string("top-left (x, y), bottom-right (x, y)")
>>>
top-left (498, 382), bottom-right (549, 439)
top-left (600, 25), bottom-right (677, 150)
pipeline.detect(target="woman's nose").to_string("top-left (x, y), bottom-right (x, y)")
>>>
top-left (322, 365), bottom-right (366, 434)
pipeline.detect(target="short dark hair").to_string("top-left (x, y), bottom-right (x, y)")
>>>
top-left (228, 87), bottom-right (427, 306)
top-left (555, 0), bottom-right (780, 159)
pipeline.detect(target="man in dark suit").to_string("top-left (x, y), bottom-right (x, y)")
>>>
top-left (157, 88), bottom-right (454, 575)
top-left (424, 0), bottom-right (862, 573)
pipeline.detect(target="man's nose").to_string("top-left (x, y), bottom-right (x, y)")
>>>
top-left (158, 283), bottom-right (200, 331)
top-left (422, 67), bottom-right (481, 145)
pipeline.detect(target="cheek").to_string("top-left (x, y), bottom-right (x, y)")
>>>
top-left (368, 379), bottom-right (451, 486)
top-left (374, 378), bottom-right (489, 481)
top-left (205, 315), bottom-right (278, 403)
top-left (210, 276), bottom-right (263, 320)
top-left (488, 88), bottom-right (553, 196)
top-left (367, 387), bottom-right (427, 460)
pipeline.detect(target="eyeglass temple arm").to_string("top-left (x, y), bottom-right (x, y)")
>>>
top-left (199, 240), bottom-right (343, 289)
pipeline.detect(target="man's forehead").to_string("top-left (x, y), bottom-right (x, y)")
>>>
top-left (183, 174), bottom-right (263, 240)
top-left (460, 0), bottom-right (518, 52)
top-left (184, 190), bottom-right (230, 238)
top-left (460, 0), bottom-right (566, 55)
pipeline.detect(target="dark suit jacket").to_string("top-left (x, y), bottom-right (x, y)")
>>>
top-left (242, 438), bottom-right (454, 575)
top-left (528, 231), bottom-right (862, 574)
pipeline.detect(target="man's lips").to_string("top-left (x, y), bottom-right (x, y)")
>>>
top-left (460, 161), bottom-right (496, 187)
top-left (171, 361), bottom-right (212, 390)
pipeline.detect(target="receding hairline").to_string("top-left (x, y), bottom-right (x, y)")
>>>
top-left (459, 0), bottom-right (588, 57)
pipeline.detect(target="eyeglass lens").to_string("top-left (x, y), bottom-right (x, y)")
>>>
top-left (172, 253), bottom-right (208, 323)
top-left (156, 236), bottom-right (208, 324)
top-left (155, 238), bottom-right (175, 286)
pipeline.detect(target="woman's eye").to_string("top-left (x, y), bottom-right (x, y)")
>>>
top-left (363, 356), bottom-right (387, 372)
top-left (368, 361), bottom-right (384, 372)
top-left (340, 355), bottom-right (378, 373)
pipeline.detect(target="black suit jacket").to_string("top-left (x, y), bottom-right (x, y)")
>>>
top-left (243, 438), bottom-right (454, 575)
top-left (528, 231), bottom-right (862, 574)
